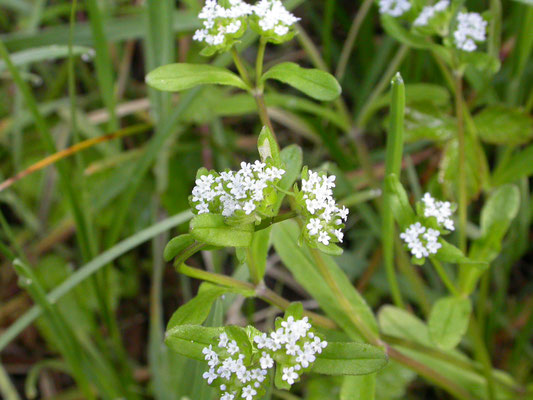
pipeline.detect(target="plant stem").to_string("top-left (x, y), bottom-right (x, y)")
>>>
top-left (308, 247), bottom-right (381, 345)
top-left (455, 72), bottom-right (468, 253)
top-left (255, 211), bottom-right (298, 231)
top-left (255, 37), bottom-right (267, 86)
top-left (335, 0), bottom-right (374, 81)
top-left (430, 258), bottom-right (459, 297)
top-left (178, 263), bottom-right (254, 292)
top-left (382, 73), bottom-right (406, 309)
top-left (231, 48), bottom-right (253, 88)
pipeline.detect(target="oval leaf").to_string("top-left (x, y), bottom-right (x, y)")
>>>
top-left (164, 234), bottom-right (195, 262)
top-left (146, 63), bottom-right (249, 92)
top-left (312, 342), bottom-right (388, 375)
top-left (428, 296), bottom-right (472, 350)
top-left (475, 106), bottom-right (533, 145)
top-left (190, 214), bottom-right (254, 247)
top-left (261, 62), bottom-right (341, 101)
top-left (167, 283), bottom-right (254, 330)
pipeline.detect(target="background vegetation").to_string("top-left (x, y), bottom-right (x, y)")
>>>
top-left (0, 0), bottom-right (531, 399)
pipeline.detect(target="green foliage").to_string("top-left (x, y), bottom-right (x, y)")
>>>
top-left (261, 62), bottom-right (342, 101)
top-left (428, 296), bottom-right (472, 350)
top-left (475, 106), bottom-right (533, 145)
top-left (146, 63), bottom-right (249, 92)
top-left (190, 214), bottom-right (255, 247)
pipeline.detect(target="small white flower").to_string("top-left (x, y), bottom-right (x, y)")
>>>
top-left (454, 12), bottom-right (487, 52)
top-left (221, 393), bottom-right (235, 400)
top-left (282, 366), bottom-right (299, 385)
top-left (285, 342), bottom-right (300, 356)
top-left (259, 352), bottom-right (274, 369)
top-left (227, 340), bottom-right (240, 355)
top-left (202, 368), bottom-right (218, 384)
top-left (422, 193), bottom-right (455, 231)
top-left (253, 0), bottom-right (300, 39)
top-left (318, 231), bottom-right (330, 245)
top-left (306, 218), bottom-right (322, 236)
top-left (219, 332), bottom-right (229, 348)
top-left (400, 222), bottom-right (442, 258)
top-left (241, 385), bottom-right (257, 400)
top-left (378, 0), bottom-right (412, 17)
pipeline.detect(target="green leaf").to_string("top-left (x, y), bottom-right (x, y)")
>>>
top-left (474, 106), bottom-right (533, 145)
top-left (470, 185), bottom-right (520, 263)
top-left (385, 174), bottom-right (416, 228)
top-left (146, 63), bottom-right (249, 92)
top-left (164, 234), bottom-right (195, 262)
top-left (312, 342), bottom-right (388, 375)
top-left (261, 62), bottom-right (341, 101)
top-left (273, 145), bottom-right (303, 213)
top-left (190, 214), bottom-right (254, 247)
top-left (167, 283), bottom-right (254, 330)
top-left (0, 45), bottom-right (95, 72)
top-left (275, 364), bottom-right (291, 390)
top-left (257, 126), bottom-right (281, 165)
top-left (165, 325), bottom-right (224, 360)
top-left (341, 375), bottom-right (376, 400)
top-left (492, 144), bottom-right (533, 186)
top-left (247, 228), bottom-right (272, 282)
top-left (439, 135), bottom-right (489, 202)
top-left (272, 220), bottom-right (378, 340)
top-left (428, 297), bottom-right (472, 350)
top-left (402, 104), bottom-right (456, 143)
top-left (378, 306), bottom-right (515, 400)
top-left (283, 302), bottom-right (304, 320)
top-left (433, 241), bottom-right (485, 269)
top-left (165, 324), bottom-right (252, 362)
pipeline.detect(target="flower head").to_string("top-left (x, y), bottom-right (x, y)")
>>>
top-left (194, 0), bottom-right (253, 55)
top-left (453, 12), bottom-right (487, 52)
top-left (297, 170), bottom-right (348, 249)
top-left (414, 0), bottom-right (449, 27)
top-left (378, 0), bottom-right (412, 17)
top-left (400, 222), bottom-right (442, 259)
top-left (190, 161), bottom-right (285, 218)
top-left (251, 0), bottom-right (300, 42)
top-left (421, 193), bottom-right (455, 231)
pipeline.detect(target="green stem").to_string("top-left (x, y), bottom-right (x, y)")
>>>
top-left (335, 0), bottom-right (375, 81)
top-left (455, 72), bottom-right (468, 253)
top-left (255, 37), bottom-right (267, 87)
top-left (382, 73), bottom-right (406, 309)
top-left (246, 247), bottom-right (262, 285)
top-left (469, 317), bottom-right (496, 400)
top-left (178, 263), bottom-right (254, 292)
top-left (231, 48), bottom-right (253, 88)
top-left (430, 258), bottom-right (459, 297)
top-left (255, 211), bottom-right (298, 231)
top-left (308, 246), bottom-right (380, 345)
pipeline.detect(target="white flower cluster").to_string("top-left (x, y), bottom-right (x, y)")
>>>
top-left (253, 316), bottom-right (327, 385)
top-left (378, 0), bottom-right (412, 17)
top-left (453, 12), bottom-right (487, 52)
top-left (253, 0), bottom-right (300, 37)
top-left (193, 0), bottom-right (252, 47)
top-left (202, 332), bottom-right (268, 400)
top-left (201, 318), bottom-right (326, 399)
top-left (193, 0), bottom-right (299, 49)
top-left (421, 193), bottom-right (455, 231)
top-left (299, 171), bottom-right (348, 246)
top-left (413, 0), bottom-right (449, 27)
top-left (400, 222), bottom-right (442, 259)
top-left (191, 161), bottom-right (285, 217)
